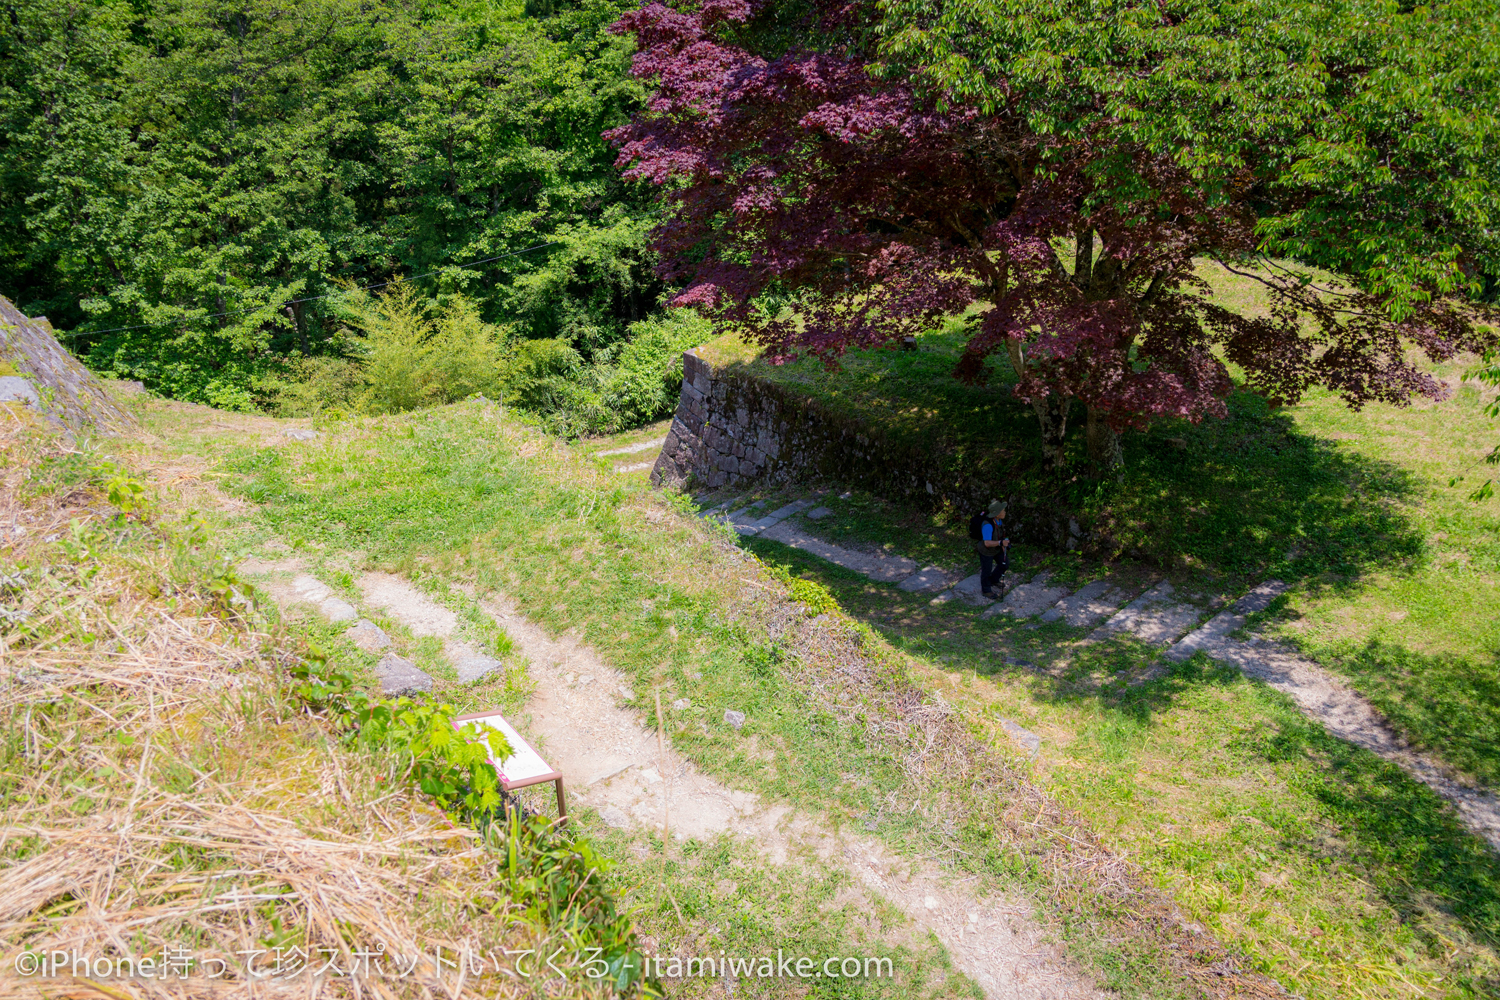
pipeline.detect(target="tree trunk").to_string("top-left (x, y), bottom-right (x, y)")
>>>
top-left (1086, 405), bottom-right (1124, 477)
top-left (285, 302), bottom-right (309, 355)
top-left (293, 300), bottom-right (309, 355)
top-left (1032, 394), bottom-right (1069, 470)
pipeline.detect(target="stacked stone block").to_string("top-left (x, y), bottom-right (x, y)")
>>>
top-left (651, 349), bottom-right (1090, 551)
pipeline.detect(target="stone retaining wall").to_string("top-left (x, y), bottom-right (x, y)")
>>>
top-left (651, 350), bottom-right (1089, 550)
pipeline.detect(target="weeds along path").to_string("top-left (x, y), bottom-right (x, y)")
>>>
top-left (244, 557), bottom-right (1111, 1000)
top-left (0, 413), bottom-right (542, 1000)
top-left (140, 396), bottom-right (1299, 999)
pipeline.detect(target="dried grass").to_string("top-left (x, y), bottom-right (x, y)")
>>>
top-left (0, 422), bottom-right (539, 1000)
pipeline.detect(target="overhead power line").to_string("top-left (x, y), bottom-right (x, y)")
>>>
top-left (56, 241), bottom-right (565, 340)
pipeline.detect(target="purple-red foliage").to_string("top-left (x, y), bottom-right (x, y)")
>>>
top-left (607, 0), bottom-right (1485, 445)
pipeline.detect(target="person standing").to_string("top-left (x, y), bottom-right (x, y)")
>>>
top-left (970, 500), bottom-right (1010, 599)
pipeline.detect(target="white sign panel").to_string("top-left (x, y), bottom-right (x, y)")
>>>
top-left (457, 713), bottom-right (556, 783)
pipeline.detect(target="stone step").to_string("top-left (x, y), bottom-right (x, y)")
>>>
top-left (982, 571), bottom-right (1070, 619)
top-left (756, 521), bottom-right (918, 583)
top-left (1087, 580), bottom-right (1204, 647)
top-left (1039, 579), bottom-right (1129, 628)
top-left (1151, 578), bottom-right (1500, 853)
top-left (720, 500), bottom-right (767, 533)
top-left (597, 436), bottom-right (667, 457)
top-left (745, 500), bottom-right (814, 532)
top-left (709, 498), bottom-right (819, 535)
top-left (702, 496), bottom-right (930, 587)
top-left (998, 718), bottom-right (1042, 756)
top-left (1166, 580), bottom-right (1287, 662)
top-left (930, 572), bottom-right (992, 606)
top-left (896, 566), bottom-right (954, 593)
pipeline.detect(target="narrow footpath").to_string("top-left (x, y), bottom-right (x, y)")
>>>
top-left (240, 552), bottom-right (1113, 1000)
top-left (699, 495), bottom-right (1500, 854)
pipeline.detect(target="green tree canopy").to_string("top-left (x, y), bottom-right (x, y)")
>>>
top-left (874, 0), bottom-right (1500, 316)
top-left (0, 0), bottom-right (658, 406)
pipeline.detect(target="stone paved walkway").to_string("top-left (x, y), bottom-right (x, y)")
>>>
top-left (236, 559), bottom-right (505, 693)
top-left (1088, 580), bottom-right (1203, 647)
top-left (700, 495), bottom-right (1500, 854)
top-left (983, 571), bottom-right (1071, 619)
top-left (1039, 580), bottom-right (1128, 627)
top-left (598, 436), bottom-right (666, 456)
top-left (1168, 582), bottom-right (1500, 852)
top-left (704, 498), bottom-right (926, 584)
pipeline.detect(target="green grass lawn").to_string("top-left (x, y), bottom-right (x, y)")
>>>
top-left (747, 539), bottom-right (1500, 1000)
top-left (700, 261), bottom-right (1500, 793)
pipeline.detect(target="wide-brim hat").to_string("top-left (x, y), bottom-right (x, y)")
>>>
top-left (987, 499), bottom-right (1007, 517)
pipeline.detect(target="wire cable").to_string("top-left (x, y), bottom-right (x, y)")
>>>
top-left (55, 240), bottom-right (565, 340)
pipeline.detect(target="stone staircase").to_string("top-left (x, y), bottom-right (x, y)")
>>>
top-left (698, 496), bottom-right (1500, 853)
top-left (597, 435), bottom-right (667, 473)
top-left (700, 495), bottom-right (1214, 644)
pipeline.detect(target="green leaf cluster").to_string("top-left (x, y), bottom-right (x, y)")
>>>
top-left (286, 645), bottom-right (511, 815)
top-left (0, 0), bottom-right (661, 405)
top-left (873, 0), bottom-right (1500, 316)
top-left (283, 644), bottom-right (645, 990)
top-left (1454, 348), bottom-right (1500, 501)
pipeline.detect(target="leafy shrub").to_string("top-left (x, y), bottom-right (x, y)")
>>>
top-left (598, 309), bottom-right (711, 428)
top-left (342, 279), bottom-right (508, 413)
top-left (90, 460), bottom-right (148, 517)
top-left (285, 648), bottom-right (646, 993)
top-left (498, 337), bottom-right (588, 407)
top-left (260, 286), bottom-right (706, 436)
top-left (498, 309), bottom-right (710, 437)
top-left (425, 296), bottom-right (509, 404)
top-left (261, 281), bottom-right (509, 417)
top-left (261, 355), bottom-right (364, 417)
top-left (763, 564), bottom-right (841, 616)
top-left (87, 329), bottom-right (280, 411)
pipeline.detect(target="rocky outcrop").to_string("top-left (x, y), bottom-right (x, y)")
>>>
top-left (0, 295), bottom-right (134, 435)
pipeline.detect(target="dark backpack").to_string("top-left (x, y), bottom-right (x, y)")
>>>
top-left (968, 511), bottom-right (988, 541)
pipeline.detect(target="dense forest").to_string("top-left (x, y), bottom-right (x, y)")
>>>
top-left (0, 0), bottom-right (698, 428)
top-left (5, 0), bottom-right (1497, 444)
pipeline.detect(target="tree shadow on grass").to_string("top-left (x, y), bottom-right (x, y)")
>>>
top-left (1083, 391), bottom-right (1427, 585)
top-left (743, 539), bottom-right (1500, 983)
top-left (734, 356), bottom-right (1430, 590)
top-left (1314, 638), bottom-right (1500, 788)
top-left (1246, 671), bottom-right (1500, 985)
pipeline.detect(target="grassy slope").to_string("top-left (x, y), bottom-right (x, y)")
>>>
top-left (0, 412), bottom-right (548, 1000)
top-left (130, 396), bottom-right (1306, 1000)
top-left (127, 385), bottom-right (1500, 999)
top-left (747, 537), bottom-right (1500, 1000)
top-left (704, 262), bottom-right (1500, 790)
top-left (686, 260), bottom-right (1500, 998)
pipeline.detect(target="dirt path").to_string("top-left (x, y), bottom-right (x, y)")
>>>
top-left (240, 556), bottom-right (1110, 1000)
top-left (470, 587), bottom-right (1109, 1000)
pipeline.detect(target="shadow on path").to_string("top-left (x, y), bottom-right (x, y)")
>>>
top-left (744, 536), bottom-right (1500, 986)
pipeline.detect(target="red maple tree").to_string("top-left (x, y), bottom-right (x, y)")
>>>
top-left (607, 0), bottom-right (1495, 470)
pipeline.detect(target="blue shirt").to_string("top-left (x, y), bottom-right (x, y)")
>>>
top-left (975, 518), bottom-right (1008, 560)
